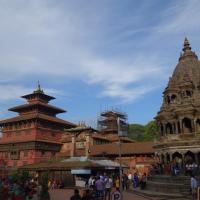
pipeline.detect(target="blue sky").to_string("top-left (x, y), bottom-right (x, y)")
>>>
top-left (0, 0), bottom-right (200, 126)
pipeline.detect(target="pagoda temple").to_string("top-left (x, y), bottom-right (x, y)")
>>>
top-left (0, 84), bottom-right (76, 168)
top-left (155, 38), bottom-right (200, 165)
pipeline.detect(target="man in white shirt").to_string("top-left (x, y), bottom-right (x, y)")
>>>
top-left (105, 176), bottom-right (113, 200)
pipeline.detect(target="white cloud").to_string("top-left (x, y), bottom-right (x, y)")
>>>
top-left (156, 0), bottom-right (200, 34)
top-left (0, 0), bottom-right (199, 105)
top-left (0, 84), bottom-right (61, 101)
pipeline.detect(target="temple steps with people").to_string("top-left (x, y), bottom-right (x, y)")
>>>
top-left (131, 175), bottom-right (196, 199)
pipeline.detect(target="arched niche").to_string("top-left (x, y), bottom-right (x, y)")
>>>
top-left (160, 123), bottom-right (164, 136)
top-left (171, 94), bottom-right (177, 102)
top-left (166, 122), bottom-right (173, 134)
top-left (172, 152), bottom-right (183, 163)
top-left (184, 151), bottom-right (195, 164)
top-left (166, 153), bottom-right (170, 163)
top-left (182, 117), bottom-right (193, 133)
top-left (196, 119), bottom-right (200, 133)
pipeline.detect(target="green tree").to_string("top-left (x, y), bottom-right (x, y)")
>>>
top-left (10, 170), bottom-right (31, 183)
top-left (144, 120), bottom-right (159, 140)
top-left (128, 120), bottom-right (158, 141)
top-left (128, 124), bottom-right (146, 141)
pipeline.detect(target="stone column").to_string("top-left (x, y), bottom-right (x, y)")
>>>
top-left (163, 123), bottom-right (166, 136)
top-left (193, 119), bottom-right (197, 135)
top-left (175, 122), bottom-right (178, 134)
top-left (169, 153), bottom-right (172, 162)
top-left (180, 119), bottom-right (183, 134)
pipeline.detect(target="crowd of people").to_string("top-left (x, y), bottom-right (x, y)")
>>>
top-left (70, 172), bottom-right (147, 200)
top-left (0, 178), bottom-right (40, 200)
top-left (151, 160), bottom-right (199, 176)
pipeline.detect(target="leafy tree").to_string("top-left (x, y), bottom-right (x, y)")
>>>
top-left (144, 120), bottom-right (159, 140)
top-left (10, 170), bottom-right (31, 183)
top-left (128, 120), bottom-right (158, 141)
top-left (128, 124), bottom-right (146, 141)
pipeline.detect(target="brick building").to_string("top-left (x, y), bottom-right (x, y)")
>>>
top-left (0, 84), bottom-right (75, 168)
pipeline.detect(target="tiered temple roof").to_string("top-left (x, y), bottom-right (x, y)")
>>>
top-left (0, 84), bottom-right (76, 129)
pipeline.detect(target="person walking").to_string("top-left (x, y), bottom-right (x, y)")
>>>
top-left (105, 176), bottom-right (113, 200)
top-left (70, 189), bottom-right (81, 200)
top-left (95, 176), bottom-right (104, 199)
top-left (140, 173), bottom-right (147, 190)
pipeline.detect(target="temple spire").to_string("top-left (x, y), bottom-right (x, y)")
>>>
top-left (183, 37), bottom-right (191, 52)
top-left (34, 81), bottom-right (43, 93)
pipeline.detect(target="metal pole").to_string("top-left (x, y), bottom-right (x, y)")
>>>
top-left (118, 117), bottom-right (123, 200)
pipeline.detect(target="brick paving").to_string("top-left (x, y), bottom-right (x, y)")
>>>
top-left (49, 189), bottom-right (156, 200)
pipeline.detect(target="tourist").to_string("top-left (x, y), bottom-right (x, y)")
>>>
top-left (122, 174), bottom-right (128, 190)
top-left (190, 175), bottom-right (198, 200)
top-left (48, 179), bottom-right (51, 189)
top-left (132, 173), bottom-right (139, 188)
top-left (115, 177), bottom-right (120, 190)
top-left (140, 173), bottom-right (147, 190)
top-left (70, 189), bottom-right (81, 200)
top-left (88, 176), bottom-right (93, 189)
top-left (95, 176), bottom-right (104, 198)
top-left (128, 173), bottom-right (132, 181)
top-left (105, 176), bottom-right (113, 200)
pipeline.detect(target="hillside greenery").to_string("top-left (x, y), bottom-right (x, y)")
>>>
top-left (128, 120), bottom-right (159, 141)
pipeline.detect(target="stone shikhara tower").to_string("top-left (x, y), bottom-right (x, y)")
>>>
top-left (155, 38), bottom-right (200, 163)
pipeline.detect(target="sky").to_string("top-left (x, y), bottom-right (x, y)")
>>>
top-left (0, 0), bottom-right (200, 127)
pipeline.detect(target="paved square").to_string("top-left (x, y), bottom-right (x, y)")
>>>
top-left (49, 189), bottom-right (155, 200)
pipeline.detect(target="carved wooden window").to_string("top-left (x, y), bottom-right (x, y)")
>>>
top-left (10, 151), bottom-right (19, 160)
top-left (76, 142), bottom-right (85, 149)
top-left (24, 150), bottom-right (28, 157)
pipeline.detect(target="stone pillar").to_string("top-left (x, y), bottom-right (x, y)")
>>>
top-left (163, 123), bottom-right (166, 136)
top-left (193, 119), bottom-right (197, 134)
top-left (180, 119), bottom-right (183, 134)
top-left (169, 153), bottom-right (172, 162)
top-left (70, 134), bottom-right (75, 157)
top-left (175, 122), bottom-right (178, 134)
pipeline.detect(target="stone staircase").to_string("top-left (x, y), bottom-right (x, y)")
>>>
top-left (147, 175), bottom-right (191, 196)
top-left (130, 175), bottom-right (195, 199)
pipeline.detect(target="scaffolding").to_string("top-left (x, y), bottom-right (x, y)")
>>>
top-left (97, 109), bottom-right (128, 135)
